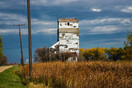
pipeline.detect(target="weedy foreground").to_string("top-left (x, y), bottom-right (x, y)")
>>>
top-left (20, 61), bottom-right (132, 88)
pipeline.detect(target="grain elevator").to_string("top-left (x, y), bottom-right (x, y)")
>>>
top-left (49, 18), bottom-right (79, 60)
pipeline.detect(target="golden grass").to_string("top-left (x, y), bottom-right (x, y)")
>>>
top-left (20, 61), bottom-right (132, 88)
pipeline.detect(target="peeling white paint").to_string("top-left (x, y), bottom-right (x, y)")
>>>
top-left (49, 18), bottom-right (79, 59)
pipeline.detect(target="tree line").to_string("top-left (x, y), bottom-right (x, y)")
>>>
top-left (80, 32), bottom-right (132, 61)
top-left (34, 32), bottom-right (132, 62)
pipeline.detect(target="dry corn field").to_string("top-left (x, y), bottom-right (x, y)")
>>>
top-left (20, 61), bottom-right (132, 88)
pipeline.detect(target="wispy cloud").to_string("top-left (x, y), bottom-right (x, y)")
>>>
top-left (0, 12), bottom-right (56, 26)
top-left (80, 18), bottom-right (132, 26)
top-left (0, 29), bottom-right (18, 34)
top-left (121, 6), bottom-right (132, 13)
top-left (91, 8), bottom-right (102, 12)
top-left (0, 12), bottom-right (27, 25)
top-left (0, 12), bottom-right (57, 35)
top-left (0, 28), bottom-right (57, 35)
top-left (80, 17), bottom-right (132, 35)
top-left (21, 28), bottom-right (57, 35)
top-left (81, 38), bottom-right (126, 48)
top-left (31, 0), bottom-right (79, 6)
top-left (90, 26), bottom-right (120, 34)
top-left (35, 28), bottom-right (57, 34)
top-left (1, 12), bottom-right (132, 35)
top-left (32, 19), bottom-right (56, 26)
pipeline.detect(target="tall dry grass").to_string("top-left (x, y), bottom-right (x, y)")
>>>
top-left (20, 61), bottom-right (132, 88)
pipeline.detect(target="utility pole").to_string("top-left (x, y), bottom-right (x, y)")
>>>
top-left (27, 0), bottom-right (32, 77)
top-left (13, 24), bottom-right (25, 67)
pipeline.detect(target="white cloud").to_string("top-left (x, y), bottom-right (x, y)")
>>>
top-left (121, 6), bottom-right (132, 13)
top-left (31, 0), bottom-right (78, 6)
top-left (35, 28), bottom-right (57, 34)
top-left (91, 26), bottom-right (120, 34)
top-left (0, 12), bottom-right (57, 35)
top-left (0, 29), bottom-right (18, 34)
top-left (1, 16), bottom-right (129, 35)
top-left (21, 28), bottom-right (57, 35)
top-left (32, 19), bottom-right (56, 26)
top-left (80, 18), bottom-right (132, 26)
top-left (80, 18), bottom-right (132, 35)
top-left (22, 28), bottom-right (57, 35)
top-left (80, 25), bottom-right (132, 35)
top-left (0, 12), bottom-right (56, 26)
top-left (0, 28), bottom-right (57, 35)
top-left (81, 38), bottom-right (126, 48)
top-left (120, 19), bottom-right (131, 25)
top-left (91, 8), bottom-right (102, 12)
top-left (0, 12), bottom-right (27, 25)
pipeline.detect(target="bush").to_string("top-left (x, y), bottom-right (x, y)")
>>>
top-left (124, 46), bottom-right (132, 61)
top-left (80, 47), bottom-right (125, 61)
top-left (0, 55), bottom-right (8, 65)
top-left (34, 47), bottom-right (77, 62)
top-left (83, 47), bottom-right (106, 61)
top-left (105, 48), bottom-right (125, 61)
top-left (0, 35), bottom-right (3, 60)
top-left (124, 31), bottom-right (132, 61)
top-left (34, 47), bottom-right (49, 62)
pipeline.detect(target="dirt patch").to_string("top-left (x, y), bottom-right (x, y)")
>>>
top-left (0, 66), bottom-right (13, 73)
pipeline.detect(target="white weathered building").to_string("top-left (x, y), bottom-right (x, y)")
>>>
top-left (49, 18), bottom-right (79, 59)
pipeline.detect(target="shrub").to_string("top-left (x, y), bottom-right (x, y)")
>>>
top-left (0, 55), bottom-right (8, 65)
top-left (124, 31), bottom-right (132, 61)
top-left (0, 35), bottom-right (3, 61)
top-left (83, 47), bottom-right (106, 61)
top-left (105, 48), bottom-right (125, 61)
top-left (124, 46), bottom-right (132, 61)
top-left (34, 47), bottom-right (49, 62)
top-left (34, 47), bottom-right (76, 62)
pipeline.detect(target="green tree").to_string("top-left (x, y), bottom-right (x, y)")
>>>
top-left (0, 36), bottom-right (3, 60)
top-left (0, 36), bottom-right (7, 65)
top-left (124, 32), bottom-right (132, 60)
top-left (124, 32), bottom-right (132, 47)
top-left (0, 55), bottom-right (8, 65)
top-left (83, 47), bottom-right (107, 61)
top-left (105, 48), bottom-right (125, 61)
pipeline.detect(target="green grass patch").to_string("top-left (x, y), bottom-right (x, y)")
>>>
top-left (0, 66), bottom-right (26, 88)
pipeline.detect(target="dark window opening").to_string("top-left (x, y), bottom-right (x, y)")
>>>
top-left (67, 22), bottom-right (70, 26)
top-left (74, 26), bottom-right (76, 28)
top-left (65, 45), bottom-right (68, 48)
top-left (60, 23), bottom-right (62, 26)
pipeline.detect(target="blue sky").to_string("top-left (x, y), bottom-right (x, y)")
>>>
top-left (0, 0), bottom-right (132, 63)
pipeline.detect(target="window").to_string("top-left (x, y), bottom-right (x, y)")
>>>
top-left (67, 22), bottom-right (70, 26)
top-left (60, 23), bottom-right (62, 26)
